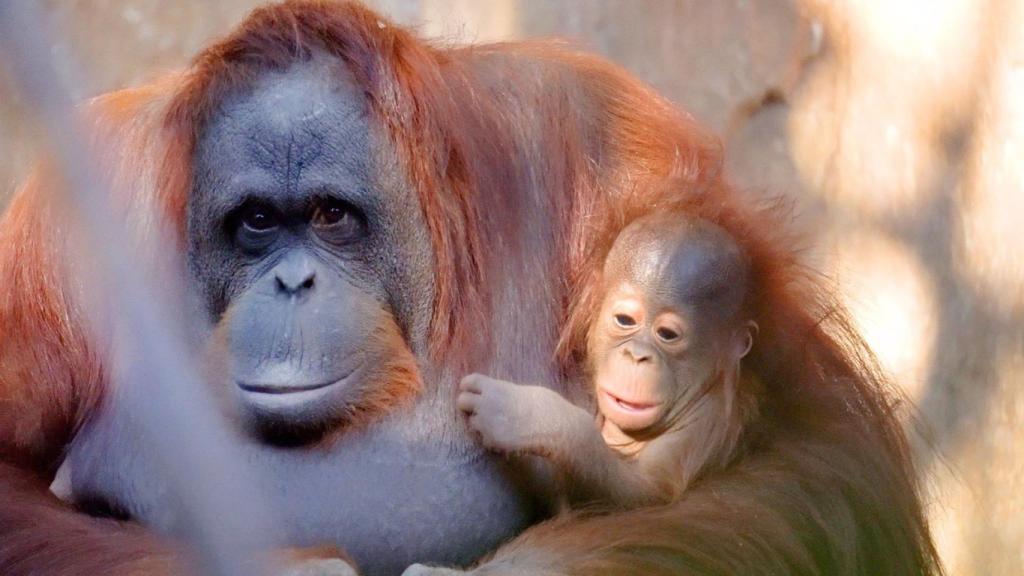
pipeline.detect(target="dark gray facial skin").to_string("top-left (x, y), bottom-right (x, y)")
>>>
top-left (186, 57), bottom-right (433, 440)
top-left (58, 58), bottom-right (542, 576)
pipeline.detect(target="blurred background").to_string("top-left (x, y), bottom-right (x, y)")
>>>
top-left (1, 1), bottom-right (1021, 573)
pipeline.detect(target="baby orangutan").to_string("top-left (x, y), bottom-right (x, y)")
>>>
top-left (457, 213), bottom-right (760, 508)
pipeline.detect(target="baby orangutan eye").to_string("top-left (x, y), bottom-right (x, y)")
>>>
top-left (614, 314), bottom-right (637, 328)
top-left (656, 326), bottom-right (680, 342)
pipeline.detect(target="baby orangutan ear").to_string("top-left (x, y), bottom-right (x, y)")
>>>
top-left (736, 320), bottom-right (758, 360)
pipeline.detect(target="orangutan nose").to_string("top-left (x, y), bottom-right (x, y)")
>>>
top-left (623, 341), bottom-right (653, 364)
top-left (273, 251), bottom-right (317, 297)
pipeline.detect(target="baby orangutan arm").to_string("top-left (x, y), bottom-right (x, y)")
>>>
top-left (457, 374), bottom-right (675, 508)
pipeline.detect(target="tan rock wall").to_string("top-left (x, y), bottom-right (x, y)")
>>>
top-left (1, 1), bottom-right (1020, 573)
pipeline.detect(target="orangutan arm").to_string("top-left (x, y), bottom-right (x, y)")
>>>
top-left (456, 374), bottom-right (674, 509)
top-left (406, 438), bottom-right (926, 576)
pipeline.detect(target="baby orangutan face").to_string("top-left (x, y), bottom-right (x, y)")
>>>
top-left (589, 215), bottom-right (755, 435)
top-left (591, 283), bottom-right (709, 432)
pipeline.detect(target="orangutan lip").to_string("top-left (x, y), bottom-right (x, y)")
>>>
top-left (602, 389), bottom-right (660, 412)
top-left (236, 364), bottom-right (361, 396)
top-left (236, 377), bottom-right (344, 395)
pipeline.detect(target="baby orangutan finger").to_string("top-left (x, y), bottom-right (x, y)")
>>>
top-left (459, 373), bottom-right (484, 393)
top-left (275, 546), bottom-right (359, 576)
top-left (281, 558), bottom-right (359, 576)
top-left (466, 414), bottom-right (486, 440)
top-left (474, 375), bottom-right (507, 394)
top-left (456, 390), bottom-right (478, 414)
top-left (402, 563), bottom-right (465, 576)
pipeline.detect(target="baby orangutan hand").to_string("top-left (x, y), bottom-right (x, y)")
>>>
top-left (401, 563), bottom-right (465, 576)
top-left (457, 374), bottom-right (592, 459)
top-left (276, 546), bottom-right (359, 576)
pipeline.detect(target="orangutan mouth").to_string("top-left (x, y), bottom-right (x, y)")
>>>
top-left (602, 389), bottom-right (661, 413)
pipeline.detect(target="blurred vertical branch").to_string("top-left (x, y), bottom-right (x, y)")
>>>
top-left (0, 2), bottom-right (274, 575)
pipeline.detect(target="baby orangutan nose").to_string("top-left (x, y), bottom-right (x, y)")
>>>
top-left (622, 340), bottom-right (654, 364)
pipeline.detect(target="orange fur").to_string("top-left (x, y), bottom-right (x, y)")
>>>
top-left (335, 312), bottom-right (423, 433)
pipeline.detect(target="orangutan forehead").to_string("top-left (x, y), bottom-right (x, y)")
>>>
top-left (202, 56), bottom-right (369, 159)
top-left (194, 56), bottom-right (382, 213)
top-left (604, 214), bottom-right (751, 317)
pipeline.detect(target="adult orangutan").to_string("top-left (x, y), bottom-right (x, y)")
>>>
top-left (0, 1), bottom-right (940, 575)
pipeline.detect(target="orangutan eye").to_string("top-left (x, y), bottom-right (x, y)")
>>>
top-left (311, 197), bottom-right (365, 242)
top-left (656, 327), bottom-right (680, 342)
top-left (614, 314), bottom-right (637, 328)
top-left (239, 204), bottom-right (280, 232)
top-left (312, 198), bottom-right (350, 227)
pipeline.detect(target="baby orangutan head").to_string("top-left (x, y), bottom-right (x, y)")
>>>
top-left (588, 213), bottom-right (756, 435)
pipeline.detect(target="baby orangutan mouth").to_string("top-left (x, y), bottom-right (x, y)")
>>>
top-left (601, 389), bottom-right (661, 413)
